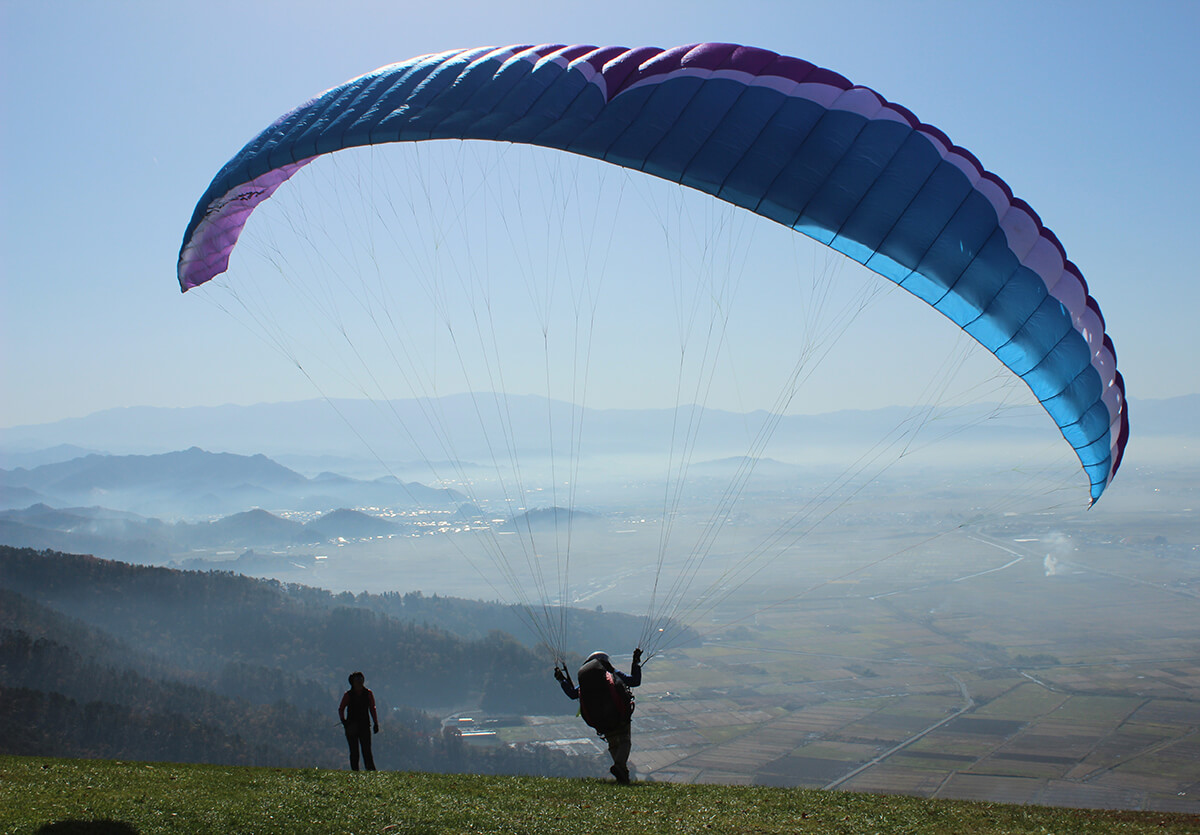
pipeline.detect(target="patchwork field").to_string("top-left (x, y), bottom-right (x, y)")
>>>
top-left (499, 518), bottom-right (1199, 813)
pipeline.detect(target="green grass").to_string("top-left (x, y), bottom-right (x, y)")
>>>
top-left (2, 756), bottom-right (1196, 835)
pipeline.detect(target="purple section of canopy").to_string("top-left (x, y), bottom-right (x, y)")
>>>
top-left (178, 160), bottom-right (312, 290)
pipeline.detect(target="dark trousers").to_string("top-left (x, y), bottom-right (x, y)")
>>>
top-left (604, 722), bottom-right (632, 777)
top-left (345, 725), bottom-right (375, 771)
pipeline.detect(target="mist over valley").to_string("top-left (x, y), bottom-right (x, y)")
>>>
top-left (1, 395), bottom-right (1196, 811)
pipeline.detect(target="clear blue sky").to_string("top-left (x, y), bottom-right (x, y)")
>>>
top-left (2, 0), bottom-right (1198, 429)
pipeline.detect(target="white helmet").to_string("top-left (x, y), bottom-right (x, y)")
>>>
top-left (584, 651), bottom-right (612, 670)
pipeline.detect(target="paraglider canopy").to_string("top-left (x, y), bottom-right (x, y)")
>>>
top-left (178, 42), bottom-right (1127, 503)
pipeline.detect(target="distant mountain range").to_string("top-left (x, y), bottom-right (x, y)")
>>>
top-left (1, 395), bottom-right (1195, 554)
top-left (0, 446), bottom-right (463, 519)
top-left (0, 502), bottom-right (410, 564)
top-left (3, 394), bottom-right (1193, 476)
top-left (0, 446), bottom-right (618, 564)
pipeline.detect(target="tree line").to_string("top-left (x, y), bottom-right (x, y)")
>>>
top-left (0, 547), bottom-right (601, 776)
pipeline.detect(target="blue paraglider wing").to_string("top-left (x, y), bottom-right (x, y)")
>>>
top-left (178, 43), bottom-right (1128, 501)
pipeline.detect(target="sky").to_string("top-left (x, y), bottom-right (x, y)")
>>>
top-left (2, 0), bottom-right (1199, 431)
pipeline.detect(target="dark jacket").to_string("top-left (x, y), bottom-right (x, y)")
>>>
top-left (559, 663), bottom-right (641, 700)
top-left (338, 687), bottom-right (378, 733)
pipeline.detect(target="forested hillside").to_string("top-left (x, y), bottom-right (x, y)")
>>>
top-left (0, 546), bottom-right (615, 775)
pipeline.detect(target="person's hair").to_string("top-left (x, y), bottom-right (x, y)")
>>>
top-left (348, 671), bottom-right (365, 685)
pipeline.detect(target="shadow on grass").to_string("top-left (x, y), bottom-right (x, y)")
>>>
top-left (38, 822), bottom-right (139, 835)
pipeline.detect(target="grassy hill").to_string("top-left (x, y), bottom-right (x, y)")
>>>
top-left (3, 755), bottom-right (1196, 834)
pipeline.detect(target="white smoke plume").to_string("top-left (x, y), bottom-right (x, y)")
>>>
top-left (1043, 531), bottom-right (1073, 576)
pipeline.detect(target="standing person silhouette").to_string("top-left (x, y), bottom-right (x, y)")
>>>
top-left (555, 649), bottom-right (642, 783)
top-left (338, 671), bottom-right (379, 771)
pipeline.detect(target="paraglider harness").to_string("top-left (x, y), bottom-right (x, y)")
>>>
top-left (574, 656), bottom-right (634, 737)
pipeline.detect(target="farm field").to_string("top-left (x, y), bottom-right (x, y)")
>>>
top-left (483, 517), bottom-right (1199, 813)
